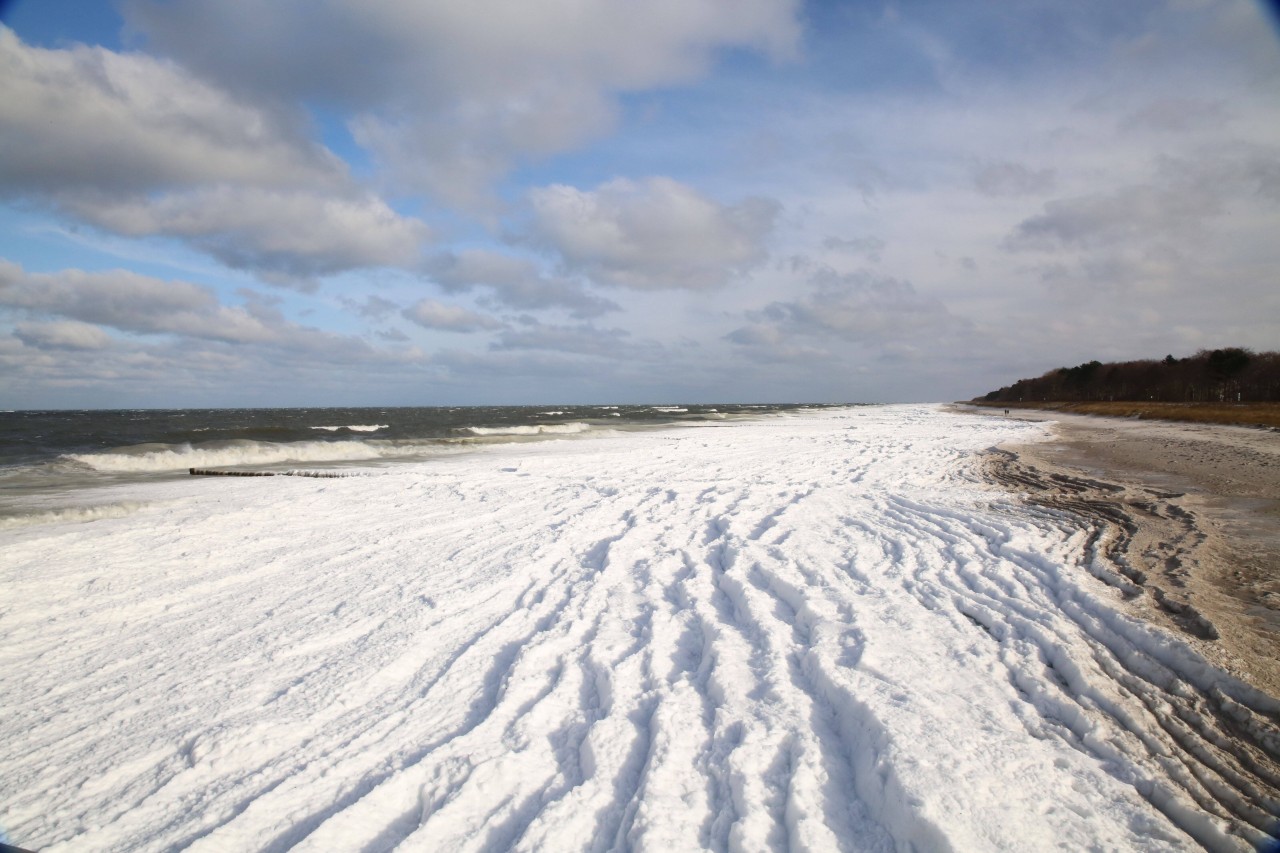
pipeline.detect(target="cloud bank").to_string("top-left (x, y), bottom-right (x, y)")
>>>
top-left (0, 0), bottom-right (1277, 406)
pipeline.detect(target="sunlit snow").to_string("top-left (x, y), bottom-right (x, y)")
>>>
top-left (1, 406), bottom-right (1274, 851)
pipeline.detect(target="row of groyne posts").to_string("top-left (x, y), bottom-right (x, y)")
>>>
top-left (188, 468), bottom-right (352, 479)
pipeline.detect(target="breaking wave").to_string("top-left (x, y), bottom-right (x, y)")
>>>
top-left (0, 501), bottom-right (151, 530)
top-left (462, 422), bottom-right (592, 437)
top-left (62, 439), bottom-right (429, 473)
top-left (56, 423), bottom-right (600, 474)
top-left (310, 424), bottom-right (389, 432)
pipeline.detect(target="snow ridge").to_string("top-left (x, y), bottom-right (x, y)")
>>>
top-left (0, 406), bottom-right (1275, 851)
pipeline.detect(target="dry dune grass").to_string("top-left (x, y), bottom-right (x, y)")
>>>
top-left (972, 400), bottom-right (1280, 429)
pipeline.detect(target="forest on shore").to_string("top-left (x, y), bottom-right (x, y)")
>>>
top-left (977, 348), bottom-right (1280, 404)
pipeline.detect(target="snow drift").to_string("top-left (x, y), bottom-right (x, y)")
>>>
top-left (1, 406), bottom-right (1275, 851)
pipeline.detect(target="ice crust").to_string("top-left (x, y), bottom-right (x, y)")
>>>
top-left (0, 405), bottom-right (1273, 851)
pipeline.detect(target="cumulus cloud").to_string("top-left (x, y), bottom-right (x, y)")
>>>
top-left (345, 295), bottom-right (402, 319)
top-left (1004, 145), bottom-right (1280, 253)
top-left (0, 260), bottom-right (265, 343)
top-left (0, 26), bottom-right (339, 196)
top-left (350, 93), bottom-right (616, 212)
top-left (14, 321), bottom-right (113, 351)
top-left (770, 268), bottom-right (956, 339)
top-left (1005, 186), bottom-right (1209, 251)
top-left (426, 250), bottom-right (617, 318)
top-left (724, 324), bottom-right (827, 363)
top-left (528, 177), bottom-right (779, 290)
top-left (64, 188), bottom-right (430, 284)
top-left (126, 0), bottom-right (801, 105)
top-left (726, 266), bottom-right (961, 362)
top-left (1, 330), bottom-right (428, 408)
top-left (0, 27), bottom-right (431, 281)
top-left (402, 299), bottom-right (502, 333)
top-left (124, 0), bottom-right (802, 206)
top-left (0, 260), bottom-right (395, 359)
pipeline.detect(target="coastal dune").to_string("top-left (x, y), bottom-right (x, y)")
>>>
top-left (1, 406), bottom-right (1277, 851)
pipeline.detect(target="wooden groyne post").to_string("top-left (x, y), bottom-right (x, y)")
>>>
top-left (189, 468), bottom-right (350, 479)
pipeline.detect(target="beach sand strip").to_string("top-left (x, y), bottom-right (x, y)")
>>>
top-left (975, 407), bottom-right (1279, 697)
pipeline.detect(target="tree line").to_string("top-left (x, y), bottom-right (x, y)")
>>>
top-left (977, 348), bottom-right (1280, 404)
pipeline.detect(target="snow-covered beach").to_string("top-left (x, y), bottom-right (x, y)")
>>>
top-left (2, 405), bottom-right (1277, 851)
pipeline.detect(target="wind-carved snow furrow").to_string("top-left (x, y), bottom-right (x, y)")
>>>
top-left (271, 499), bottom-right (642, 850)
top-left (872, 479), bottom-right (1280, 851)
top-left (7, 407), bottom-right (1280, 852)
top-left (257, 637), bottom-right (532, 852)
top-left (662, 480), bottom-right (902, 851)
top-left (738, 557), bottom-right (896, 850)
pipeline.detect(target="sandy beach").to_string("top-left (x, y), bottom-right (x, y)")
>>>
top-left (969, 406), bottom-right (1280, 696)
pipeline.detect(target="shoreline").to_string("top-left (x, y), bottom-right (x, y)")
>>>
top-left (968, 399), bottom-right (1280, 429)
top-left (6, 405), bottom-right (1280, 849)
top-left (963, 404), bottom-right (1280, 696)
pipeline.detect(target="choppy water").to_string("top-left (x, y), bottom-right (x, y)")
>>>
top-left (0, 403), bottom-right (822, 498)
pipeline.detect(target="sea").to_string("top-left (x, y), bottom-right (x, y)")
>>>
top-left (0, 403), bottom-right (820, 516)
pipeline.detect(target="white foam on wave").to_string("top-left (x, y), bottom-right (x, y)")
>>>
top-left (463, 422), bottom-right (592, 437)
top-left (64, 439), bottom-right (417, 473)
top-left (651, 406), bottom-right (688, 413)
top-left (310, 424), bottom-right (389, 433)
top-left (0, 501), bottom-right (151, 529)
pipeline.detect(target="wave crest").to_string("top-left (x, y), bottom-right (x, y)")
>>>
top-left (0, 502), bottom-right (151, 529)
top-left (462, 422), bottom-right (592, 437)
top-left (310, 424), bottom-right (388, 432)
top-left (64, 439), bottom-right (409, 473)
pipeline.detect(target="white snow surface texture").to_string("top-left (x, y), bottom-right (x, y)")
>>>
top-left (2, 406), bottom-right (1274, 852)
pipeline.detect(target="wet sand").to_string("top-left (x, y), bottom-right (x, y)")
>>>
top-left (962, 406), bottom-right (1280, 696)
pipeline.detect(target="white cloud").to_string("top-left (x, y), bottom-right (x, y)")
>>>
top-left (124, 0), bottom-right (802, 206)
top-left (0, 331), bottom-right (428, 408)
top-left (426, 250), bottom-right (618, 318)
top-left (0, 260), bottom-right (408, 361)
top-left (402, 299), bottom-right (501, 333)
top-left (491, 320), bottom-right (657, 360)
top-left (345, 295), bottom-right (402, 320)
top-left (528, 177), bottom-right (779, 290)
top-left (14, 320), bottom-right (113, 351)
top-left (724, 323), bottom-right (828, 363)
top-left (349, 91), bottom-right (616, 213)
top-left (0, 260), bottom-right (275, 343)
top-left (0, 27), bottom-right (434, 281)
top-left (0, 26), bottom-right (339, 195)
top-left (725, 266), bottom-right (965, 366)
top-left (5, 0), bottom-right (1280, 407)
top-left (1002, 144), bottom-right (1280, 303)
top-left (65, 188), bottom-right (430, 284)
top-left (1005, 185), bottom-right (1212, 251)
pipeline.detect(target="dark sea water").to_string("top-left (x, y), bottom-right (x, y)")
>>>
top-left (0, 404), bottom-right (824, 501)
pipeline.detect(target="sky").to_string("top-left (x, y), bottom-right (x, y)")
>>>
top-left (1, 1), bottom-right (1278, 408)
